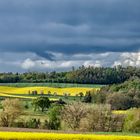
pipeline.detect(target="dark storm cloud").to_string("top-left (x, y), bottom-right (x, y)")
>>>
top-left (0, 0), bottom-right (140, 60)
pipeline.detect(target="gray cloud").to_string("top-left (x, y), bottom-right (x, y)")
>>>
top-left (0, 0), bottom-right (140, 71)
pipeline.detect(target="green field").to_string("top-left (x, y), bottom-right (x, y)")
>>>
top-left (0, 83), bottom-right (103, 88)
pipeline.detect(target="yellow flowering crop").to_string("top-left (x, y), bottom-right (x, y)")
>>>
top-left (0, 86), bottom-right (98, 96)
top-left (0, 132), bottom-right (139, 140)
top-left (0, 92), bottom-right (36, 99)
top-left (113, 110), bottom-right (129, 115)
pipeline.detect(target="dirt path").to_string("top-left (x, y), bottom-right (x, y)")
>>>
top-left (0, 127), bottom-right (82, 134)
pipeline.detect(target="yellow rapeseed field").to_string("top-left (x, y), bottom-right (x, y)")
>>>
top-left (0, 92), bottom-right (57, 100)
top-left (0, 92), bottom-right (36, 99)
top-left (0, 132), bottom-right (139, 140)
top-left (0, 86), bottom-right (98, 96)
top-left (113, 110), bottom-right (129, 115)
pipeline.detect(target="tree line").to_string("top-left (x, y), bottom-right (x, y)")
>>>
top-left (0, 66), bottom-right (140, 84)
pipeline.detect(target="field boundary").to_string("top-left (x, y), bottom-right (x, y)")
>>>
top-left (0, 127), bottom-right (140, 136)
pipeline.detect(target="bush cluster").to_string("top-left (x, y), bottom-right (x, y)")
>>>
top-left (89, 77), bottom-right (140, 110)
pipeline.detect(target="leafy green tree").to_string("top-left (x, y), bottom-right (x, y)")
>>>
top-left (79, 92), bottom-right (84, 100)
top-left (46, 105), bottom-right (62, 130)
top-left (83, 92), bottom-right (92, 103)
top-left (32, 96), bottom-right (50, 112)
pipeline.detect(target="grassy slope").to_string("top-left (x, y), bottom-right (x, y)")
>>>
top-left (108, 77), bottom-right (140, 92)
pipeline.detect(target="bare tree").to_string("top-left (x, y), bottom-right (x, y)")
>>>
top-left (80, 104), bottom-right (124, 132)
top-left (61, 102), bottom-right (88, 130)
top-left (0, 98), bottom-right (23, 127)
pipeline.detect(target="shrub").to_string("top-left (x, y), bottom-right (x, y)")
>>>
top-left (80, 104), bottom-right (125, 132)
top-left (24, 101), bottom-right (29, 109)
top-left (110, 114), bottom-right (125, 132)
top-left (83, 92), bottom-right (92, 103)
top-left (91, 91), bottom-right (106, 104)
top-left (44, 105), bottom-right (62, 130)
top-left (25, 118), bottom-right (41, 129)
top-left (123, 108), bottom-right (140, 133)
top-left (106, 93), bottom-right (133, 110)
top-left (13, 120), bottom-right (26, 128)
top-left (0, 103), bottom-right (3, 109)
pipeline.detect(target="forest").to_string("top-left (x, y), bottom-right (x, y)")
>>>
top-left (0, 66), bottom-right (140, 84)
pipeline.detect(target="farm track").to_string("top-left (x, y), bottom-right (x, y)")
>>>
top-left (0, 127), bottom-right (83, 134)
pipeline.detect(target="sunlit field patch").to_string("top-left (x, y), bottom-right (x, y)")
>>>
top-left (0, 92), bottom-right (36, 99)
top-left (0, 86), bottom-right (99, 96)
top-left (0, 92), bottom-right (57, 100)
top-left (0, 132), bottom-right (139, 140)
top-left (113, 110), bottom-right (129, 115)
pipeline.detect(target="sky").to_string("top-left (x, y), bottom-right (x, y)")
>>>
top-left (0, 0), bottom-right (140, 72)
